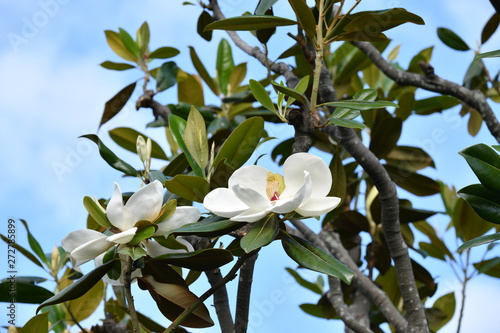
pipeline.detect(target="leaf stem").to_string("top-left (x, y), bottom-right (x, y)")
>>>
top-left (124, 256), bottom-right (140, 332)
top-left (164, 251), bottom-right (258, 333)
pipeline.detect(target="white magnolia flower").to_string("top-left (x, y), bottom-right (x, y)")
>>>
top-left (203, 153), bottom-right (341, 222)
top-left (62, 180), bottom-right (200, 267)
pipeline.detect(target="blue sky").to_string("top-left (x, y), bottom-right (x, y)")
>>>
top-left (1, 0), bottom-right (500, 332)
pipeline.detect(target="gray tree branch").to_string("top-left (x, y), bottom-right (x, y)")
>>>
top-left (352, 40), bottom-right (500, 144)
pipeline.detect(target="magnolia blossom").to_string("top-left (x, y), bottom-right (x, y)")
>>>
top-left (203, 153), bottom-right (341, 222)
top-left (62, 180), bottom-right (200, 267)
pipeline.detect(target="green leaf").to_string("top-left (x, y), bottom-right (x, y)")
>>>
top-left (453, 198), bottom-right (494, 242)
top-left (482, 13), bottom-right (500, 44)
top-left (184, 106), bottom-right (209, 173)
top-left (0, 234), bottom-right (44, 268)
top-left (386, 146), bottom-right (435, 171)
top-left (285, 75), bottom-right (310, 107)
top-left (287, 0), bottom-right (316, 40)
top-left (19, 312), bottom-right (49, 333)
top-left (0, 281), bottom-right (54, 304)
top-left (426, 292), bottom-right (456, 332)
top-left (197, 10), bottom-right (214, 41)
top-left (189, 46), bottom-right (219, 95)
top-left (108, 127), bottom-right (169, 161)
top-left (104, 30), bottom-right (138, 62)
top-left (272, 82), bottom-right (310, 107)
top-left (171, 216), bottom-right (241, 237)
top-left (100, 61), bottom-right (136, 71)
top-left (322, 100), bottom-right (398, 110)
top-left (228, 62), bottom-right (247, 94)
top-left (255, 0), bottom-right (279, 15)
top-left (83, 196), bottom-right (112, 228)
top-left (473, 257), bottom-right (500, 278)
top-left (216, 39), bottom-right (235, 96)
top-left (163, 152), bottom-right (189, 177)
top-left (99, 82), bottom-right (137, 128)
top-left (64, 280), bottom-right (105, 324)
top-left (280, 232), bottom-right (354, 284)
top-left (150, 248), bottom-right (233, 271)
top-left (414, 95), bottom-right (460, 115)
top-left (459, 143), bottom-right (500, 193)
top-left (80, 134), bottom-right (138, 176)
top-left (474, 49), bottom-right (500, 61)
top-left (177, 70), bottom-right (205, 106)
top-left (285, 268), bottom-right (322, 295)
top-left (37, 260), bottom-right (114, 313)
top-left (457, 232), bottom-right (500, 252)
top-left (156, 61), bottom-right (179, 92)
top-left (168, 114), bottom-right (204, 177)
top-left (369, 110), bottom-right (402, 159)
top-left (214, 117), bottom-right (265, 169)
top-left (118, 28), bottom-right (140, 58)
top-left (384, 164), bottom-right (440, 197)
top-left (437, 27), bottom-right (470, 51)
top-left (343, 8), bottom-right (424, 34)
top-left (241, 214), bottom-right (280, 253)
top-left (164, 175), bottom-right (210, 202)
top-left (328, 118), bottom-right (366, 129)
top-left (205, 15), bottom-right (297, 31)
top-left (136, 21), bottom-right (150, 55)
top-left (149, 46), bottom-right (180, 59)
top-left (458, 184), bottom-right (500, 224)
top-left (249, 79), bottom-right (276, 112)
top-left (18, 219), bottom-right (47, 265)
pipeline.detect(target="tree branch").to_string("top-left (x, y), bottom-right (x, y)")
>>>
top-left (205, 269), bottom-right (234, 332)
top-left (136, 89), bottom-right (171, 124)
top-left (352, 40), bottom-right (500, 144)
top-left (235, 252), bottom-right (258, 333)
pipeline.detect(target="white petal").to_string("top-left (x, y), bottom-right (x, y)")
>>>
top-left (230, 207), bottom-right (270, 222)
top-left (61, 229), bottom-right (105, 252)
top-left (203, 188), bottom-right (248, 218)
top-left (106, 183), bottom-right (135, 231)
top-left (70, 235), bottom-right (113, 262)
top-left (228, 165), bottom-right (269, 197)
top-left (125, 180), bottom-right (163, 222)
top-left (106, 227), bottom-right (138, 244)
top-left (232, 184), bottom-right (272, 210)
top-left (296, 197), bottom-right (341, 217)
top-left (154, 206), bottom-right (201, 236)
top-left (144, 238), bottom-right (193, 257)
top-left (272, 171), bottom-right (312, 214)
top-left (282, 153), bottom-right (332, 198)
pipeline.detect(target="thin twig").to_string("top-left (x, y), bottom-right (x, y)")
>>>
top-left (456, 249), bottom-right (471, 333)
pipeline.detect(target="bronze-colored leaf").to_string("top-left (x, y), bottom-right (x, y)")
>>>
top-left (99, 82), bottom-right (137, 128)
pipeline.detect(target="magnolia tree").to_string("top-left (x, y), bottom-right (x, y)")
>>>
top-left (4, 0), bottom-right (500, 332)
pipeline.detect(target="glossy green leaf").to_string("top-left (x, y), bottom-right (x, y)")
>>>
top-left (473, 257), bottom-right (500, 278)
top-left (459, 143), bottom-right (500, 193)
top-left (453, 198), bottom-right (493, 242)
top-left (281, 231), bottom-right (354, 284)
top-left (328, 118), bottom-right (366, 129)
top-left (426, 292), bottom-right (456, 332)
top-left (18, 219), bottom-right (48, 265)
top-left (214, 117), bottom-right (265, 169)
top-left (19, 312), bottom-right (49, 333)
top-left (136, 21), bottom-right (150, 55)
top-left (163, 152), bottom-right (189, 177)
top-left (255, 8), bottom-right (276, 44)
top-left (285, 268), bottom-right (322, 295)
top-left (482, 13), bottom-right (500, 44)
top-left (0, 234), bottom-right (43, 268)
top-left (156, 61), bottom-right (179, 92)
top-left (437, 27), bottom-right (470, 51)
top-left (109, 127), bottom-right (169, 160)
top-left (241, 214), bottom-right (279, 253)
top-left (118, 28), bottom-right (140, 58)
top-left (184, 106), bottom-right (209, 173)
top-left (386, 146), bottom-right (435, 171)
top-left (458, 184), bottom-right (500, 224)
top-left (99, 82), bottom-right (137, 128)
top-left (164, 175), bottom-right (210, 202)
top-left (384, 164), bottom-right (440, 196)
top-left (177, 70), bottom-right (205, 106)
top-left (65, 280), bottom-right (105, 324)
top-left (168, 114), bottom-right (204, 177)
top-left (414, 95), bottom-right (460, 115)
top-left (80, 134), bottom-right (138, 176)
top-left (149, 46), bottom-right (180, 59)
top-left (474, 49), bottom-right (500, 61)
top-left (0, 281), bottom-right (53, 304)
top-left (419, 242), bottom-right (446, 261)
top-left (205, 15), bottom-right (297, 31)
top-left (189, 46), bottom-right (219, 95)
top-left (228, 62), bottom-right (247, 94)
top-left (197, 10), bottom-right (214, 41)
top-left (100, 61), bottom-right (136, 71)
top-left (322, 100), bottom-right (398, 110)
top-left (37, 260), bottom-right (114, 313)
top-left (371, 198), bottom-right (439, 224)
top-left (369, 110), bottom-right (402, 159)
top-left (285, 75), bottom-right (310, 107)
top-left (287, 0), bottom-right (316, 40)
top-left (250, 79), bottom-right (276, 112)
top-left (216, 39), bottom-right (234, 96)
top-left (272, 82), bottom-right (310, 107)
top-left (172, 216), bottom-right (241, 237)
top-left (104, 30), bottom-right (138, 62)
top-left (457, 232), bottom-right (500, 252)
top-left (83, 196), bottom-right (112, 228)
top-left (151, 248), bottom-right (233, 271)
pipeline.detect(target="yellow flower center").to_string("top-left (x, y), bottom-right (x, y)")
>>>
top-left (266, 172), bottom-right (285, 202)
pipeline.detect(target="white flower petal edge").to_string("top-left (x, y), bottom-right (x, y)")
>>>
top-left (144, 238), bottom-right (194, 257)
top-left (154, 206), bottom-right (201, 236)
top-left (203, 188), bottom-right (249, 218)
top-left (296, 197), bottom-right (341, 217)
top-left (61, 229), bottom-right (113, 264)
top-left (106, 227), bottom-right (138, 244)
top-left (281, 153), bottom-right (332, 198)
